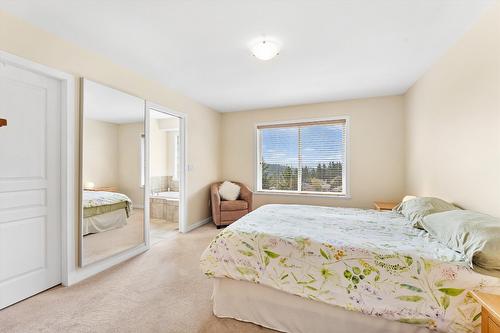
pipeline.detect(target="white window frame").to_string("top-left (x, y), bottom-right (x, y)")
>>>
top-left (255, 116), bottom-right (350, 198)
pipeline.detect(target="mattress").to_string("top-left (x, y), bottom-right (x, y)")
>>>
top-left (200, 204), bottom-right (500, 333)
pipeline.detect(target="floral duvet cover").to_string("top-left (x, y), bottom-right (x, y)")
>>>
top-left (200, 204), bottom-right (500, 333)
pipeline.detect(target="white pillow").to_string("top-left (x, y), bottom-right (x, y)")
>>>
top-left (402, 195), bottom-right (417, 203)
top-left (219, 181), bottom-right (240, 201)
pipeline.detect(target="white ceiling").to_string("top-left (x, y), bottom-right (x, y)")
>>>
top-left (0, 0), bottom-right (495, 112)
top-left (84, 79), bottom-right (176, 123)
top-left (83, 79), bottom-right (145, 124)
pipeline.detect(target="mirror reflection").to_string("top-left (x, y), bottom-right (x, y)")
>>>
top-left (80, 79), bottom-right (146, 266)
top-left (149, 110), bottom-right (180, 244)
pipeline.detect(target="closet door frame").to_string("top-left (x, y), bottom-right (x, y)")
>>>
top-left (145, 101), bottom-right (188, 234)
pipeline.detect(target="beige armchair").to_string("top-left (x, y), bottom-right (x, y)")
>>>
top-left (210, 181), bottom-right (253, 228)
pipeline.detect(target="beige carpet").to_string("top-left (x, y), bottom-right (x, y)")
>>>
top-left (150, 218), bottom-right (179, 245)
top-left (82, 208), bottom-right (145, 265)
top-left (0, 224), bottom-right (274, 333)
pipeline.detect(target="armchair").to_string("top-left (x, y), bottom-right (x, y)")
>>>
top-left (210, 181), bottom-right (253, 228)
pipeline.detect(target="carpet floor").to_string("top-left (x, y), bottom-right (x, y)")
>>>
top-left (82, 209), bottom-right (144, 265)
top-left (0, 224), bottom-right (274, 333)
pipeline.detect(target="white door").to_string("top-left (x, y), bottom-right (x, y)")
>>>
top-left (0, 60), bottom-right (62, 309)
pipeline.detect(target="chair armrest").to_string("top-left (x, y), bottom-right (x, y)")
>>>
top-left (238, 183), bottom-right (253, 212)
top-left (211, 183), bottom-right (221, 225)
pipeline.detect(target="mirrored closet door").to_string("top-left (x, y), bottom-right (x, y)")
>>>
top-left (79, 78), bottom-right (148, 267)
top-left (148, 108), bottom-right (181, 244)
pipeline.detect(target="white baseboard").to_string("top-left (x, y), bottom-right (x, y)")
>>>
top-left (185, 216), bottom-right (212, 232)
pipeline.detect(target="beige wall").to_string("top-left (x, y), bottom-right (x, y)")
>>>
top-left (404, 3), bottom-right (500, 217)
top-left (166, 131), bottom-right (179, 178)
top-left (155, 117), bottom-right (180, 178)
top-left (158, 118), bottom-right (179, 131)
top-left (221, 96), bottom-right (406, 209)
top-left (118, 122), bottom-right (144, 205)
top-left (150, 118), bottom-right (169, 177)
top-left (83, 119), bottom-right (144, 205)
top-left (82, 119), bottom-right (119, 187)
top-left (0, 11), bottom-right (221, 227)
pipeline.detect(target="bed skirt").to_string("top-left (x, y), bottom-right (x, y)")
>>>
top-left (82, 208), bottom-right (128, 235)
top-left (212, 278), bottom-right (431, 333)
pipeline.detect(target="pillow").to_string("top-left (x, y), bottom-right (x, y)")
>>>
top-left (393, 196), bottom-right (415, 213)
top-left (421, 210), bottom-right (500, 277)
top-left (218, 181), bottom-right (240, 201)
top-left (401, 195), bottom-right (417, 203)
top-left (394, 197), bottom-right (459, 228)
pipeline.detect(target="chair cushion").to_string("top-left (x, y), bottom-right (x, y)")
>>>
top-left (221, 200), bottom-right (248, 211)
top-left (221, 209), bottom-right (248, 222)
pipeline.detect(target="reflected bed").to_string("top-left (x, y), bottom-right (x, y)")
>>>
top-left (82, 190), bottom-right (132, 235)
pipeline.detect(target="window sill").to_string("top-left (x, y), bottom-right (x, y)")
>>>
top-left (255, 190), bottom-right (351, 199)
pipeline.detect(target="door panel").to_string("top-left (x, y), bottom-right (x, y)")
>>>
top-left (1, 75), bottom-right (47, 179)
top-left (0, 61), bottom-right (61, 309)
top-left (0, 217), bottom-right (46, 282)
top-left (0, 189), bottom-right (45, 210)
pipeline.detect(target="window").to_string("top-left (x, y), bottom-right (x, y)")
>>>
top-left (257, 118), bottom-right (348, 196)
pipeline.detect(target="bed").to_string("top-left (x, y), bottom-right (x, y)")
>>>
top-left (82, 190), bottom-right (132, 235)
top-left (200, 204), bottom-right (500, 333)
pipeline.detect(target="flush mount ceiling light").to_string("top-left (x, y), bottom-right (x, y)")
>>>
top-left (250, 39), bottom-right (281, 61)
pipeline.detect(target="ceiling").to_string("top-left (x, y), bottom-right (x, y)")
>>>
top-left (84, 79), bottom-right (176, 123)
top-left (0, 0), bottom-right (495, 112)
top-left (83, 79), bottom-right (145, 124)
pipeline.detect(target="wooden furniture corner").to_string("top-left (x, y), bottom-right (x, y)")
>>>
top-left (470, 291), bottom-right (500, 333)
top-left (373, 201), bottom-right (398, 211)
top-left (0, 119), bottom-right (7, 127)
top-left (84, 186), bottom-right (118, 192)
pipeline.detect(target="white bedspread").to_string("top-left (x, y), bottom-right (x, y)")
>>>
top-left (200, 204), bottom-right (500, 333)
top-left (83, 190), bottom-right (132, 209)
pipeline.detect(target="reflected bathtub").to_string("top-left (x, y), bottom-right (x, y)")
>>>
top-left (150, 191), bottom-right (179, 223)
top-left (152, 191), bottom-right (179, 200)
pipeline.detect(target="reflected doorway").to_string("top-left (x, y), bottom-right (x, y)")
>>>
top-left (146, 103), bottom-right (186, 245)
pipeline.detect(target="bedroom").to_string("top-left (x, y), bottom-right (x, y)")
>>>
top-left (0, 1), bottom-right (499, 333)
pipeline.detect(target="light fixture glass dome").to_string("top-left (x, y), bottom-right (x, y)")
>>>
top-left (251, 39), bottom-right (280, 61)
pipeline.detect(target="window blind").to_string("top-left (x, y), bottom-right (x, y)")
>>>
top-left (258, 119), bottom-right (347, 194)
